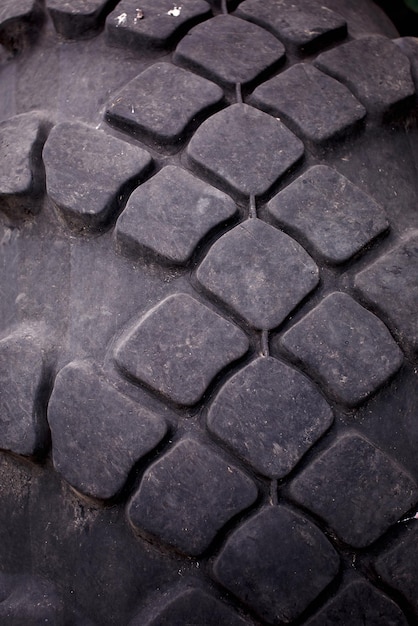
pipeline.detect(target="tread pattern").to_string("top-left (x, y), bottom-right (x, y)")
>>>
top-left (354, 231), bottom-right (418, 354)
top-left (47, 0), bottom-right (117, 39)
top-left (207, 356), bottom-right (333, 478)
top-left (133, 588), bottom-right (252, 626)
top-left (0, 1), bottom-right (417, 624)
top-left (114, 293), bottom-right (249, 406)
top-left (304, 580), bottom-right (408, 626)
top-left (0, 110), bottom-right (50, 218)
top-left (375, 526), bottom-right (418, 615)
top-left (115, 165), bottom-right (237, 265)
top-left (196, 218), bottom-right (319, 329)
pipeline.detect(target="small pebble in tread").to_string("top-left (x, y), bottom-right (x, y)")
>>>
top-left (106, 0), bottom-right (211, 51)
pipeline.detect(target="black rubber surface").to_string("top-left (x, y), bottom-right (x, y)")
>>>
top-left (0, 1), bottom-right (418, 624)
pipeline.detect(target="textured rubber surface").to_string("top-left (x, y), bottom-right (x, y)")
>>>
top-left (0, 1), bottom-right (418, 625)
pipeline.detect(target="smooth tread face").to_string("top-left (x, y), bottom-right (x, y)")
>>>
top-left (207, 356), bottom-right (333, 478)
top-left (43, 121), bottom-right (153, 232)
top-left (354, 231), bottom-right (418, 354)
top-left (47, 360), bottom-right (168, 499)
top-left (304, 580), bottom-right (409, 626)
top-left (267, 165), bottom-right (389, 264)
top-left (0, 0), bottom-right (417, 623)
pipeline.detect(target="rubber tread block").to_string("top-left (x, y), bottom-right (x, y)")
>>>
top-left (267, 165), bottom-right (388, 264)
top-left (213, 505), bottom-right (339, 623)
top-left (235, 0), bottom-right (347, 54)
top-left (105, 62), bottom-right (224, 152)
top-left (187, 103), bottom-right (304, 199)
top-left (305, 580), bottom-right (408, 626)
top-left (355, 232), bottom-right (418, 354)
top-left (315, 35), bottom-right (415, 117)
top-left (106, 0), bottom-right (211, 51)
top-left (289, 433), bottom-right (418, 547)
top-left (127, 437), bottom-right (258, 555)
top-left (43, 121), bottom-right (153, 232)
top-left (196, 218), bottom-right (318, 329)
top-left (280, 292), bottom-right (403, 407)
top-left (114, 293), bottom-right (249, 406)
top-left (250, 63), bottom-right (366, 145)
top-left (48, 360), bottom-right (168, 500)
top-left (115, 165), bottom-right (237, 265)
top-left (174, 14), bottom-right (285, 89)
top-left (207, 356), bottom-right (333, 478)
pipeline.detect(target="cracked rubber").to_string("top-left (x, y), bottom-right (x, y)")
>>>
top-left (0, 1), bottom-right (417, 625)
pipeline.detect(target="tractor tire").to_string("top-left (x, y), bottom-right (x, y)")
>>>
top-left (0, 1), bottom-right (417, 624)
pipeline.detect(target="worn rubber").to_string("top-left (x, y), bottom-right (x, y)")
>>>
top-left (0, 1), bottom-right (418, 624)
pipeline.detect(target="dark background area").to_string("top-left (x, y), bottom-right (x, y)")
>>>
top-left (375, 0), bottom-right (418, 35)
